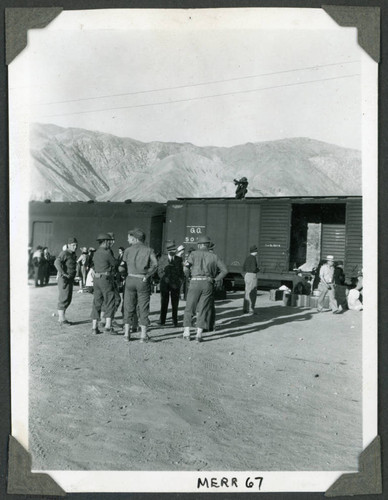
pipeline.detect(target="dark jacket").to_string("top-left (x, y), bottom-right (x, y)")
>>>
top-left (158, 254), bottom-right (184, 289)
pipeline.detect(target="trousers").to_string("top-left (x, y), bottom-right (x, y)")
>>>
top-left (160, 281), bottom-right (180, 324)
top-left (91, 275), bottom-right (115, 319)
top-left (57, 276), bottom-right (74, 310)
top-left (123, 276), bottom-right (151, 327)
top-left (183, 280), bottom-right (213, 329)
top-left (243, 272), bottom-right (257, 313)
top-left (317, 283), bottom-right (338, 311)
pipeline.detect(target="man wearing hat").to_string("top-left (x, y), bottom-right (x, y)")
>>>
top-left (99, 232), bottom-right (122, 327)
top-left (183, 235), bottom-right (227, 342)
top-left (90, 233), bottom-right (118, 334)
top-left (76, 247), bottom-right (88, 288)
top-left (242, 245), bottom-right (260, 314)
top-left (317, 255), bottom-right (340, 313)
top-left (54, 237), bottom-right (79, 325)
top-left (176, 244), bottom-right (185, 258)
top-left (157, 240), bottom-right (184, 327)
top-left (120, 228), bottom-right (158, 342)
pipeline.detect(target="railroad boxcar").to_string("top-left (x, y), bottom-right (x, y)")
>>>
top-left (29, 201), bottom-right (166, 257)
top-left (164, 196), bottom-right (362, 288)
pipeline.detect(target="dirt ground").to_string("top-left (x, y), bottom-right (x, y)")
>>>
top-left (28, 280), bottom-right (362, 471)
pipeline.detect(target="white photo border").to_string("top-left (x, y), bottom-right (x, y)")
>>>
top-left (8, 7), bottom-right (378, 494)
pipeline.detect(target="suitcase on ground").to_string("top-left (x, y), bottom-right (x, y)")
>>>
top-left (296, 294), bottom-right (310, 307)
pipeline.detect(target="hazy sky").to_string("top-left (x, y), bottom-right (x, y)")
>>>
top-left (25, 14), bottom-right (362, 149)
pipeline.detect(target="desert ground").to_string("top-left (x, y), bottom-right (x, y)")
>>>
top-left (28, 281), bottom-right (362, 471)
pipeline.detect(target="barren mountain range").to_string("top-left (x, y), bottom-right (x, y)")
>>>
top-left (29, 123), bottom-right (361, 202)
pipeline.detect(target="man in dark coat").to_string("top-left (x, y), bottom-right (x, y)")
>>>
top-left (333, 260), bottom-right (348, 311)
top-left (183, 235), bottom-right (227, 342)
top-left (54, 237), bottom-right (78, 325)
top-left (158, 240), bottom-right (184, 327)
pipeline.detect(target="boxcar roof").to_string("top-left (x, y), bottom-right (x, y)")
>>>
top-left (172, 196), bottom-right (361, 203)
top-left (29, 201), bottom-right (166, 217)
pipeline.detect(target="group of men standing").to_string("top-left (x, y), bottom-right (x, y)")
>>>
top-left (54, 230), bottom-right (228, 343)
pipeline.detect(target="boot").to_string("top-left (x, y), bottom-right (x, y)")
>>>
top-left (123, 324), bottom-right (131, 341)
top-left (99, 311), bottom-right (106, 329)
top-left (183, 326), bottom-right (191, 341)
top-left (139, 325), bottom-right (152, 343)
top-left (58, 310), bottom-right (71, 326)
top-left (195, 328), bottom-right (203, 343)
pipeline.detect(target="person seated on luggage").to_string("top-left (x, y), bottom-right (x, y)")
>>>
top-left (348, 271), bottom-right (363, 312)
top-left (293, 271), bottom-right (311, 295)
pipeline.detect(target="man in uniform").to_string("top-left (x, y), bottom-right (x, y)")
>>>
top-left (54, 237), bottom-right (78, 325)
top-left (317, 255), bottom-right (340, 313)
top-left (91, 233), bottom-right (118, 334)
top-left (242, 245), bottom-right (260, 314)
top-left (183, 235), bottom-right (227, 342)
top-left (158, 240), bottom-right (184, 327)
top-left (120, 228), bottom-right (158, 342)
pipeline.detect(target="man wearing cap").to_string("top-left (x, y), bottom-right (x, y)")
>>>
top-left (91, 233), bottom-right (118, 334)
top-left (54, 237), bottom-right (78, 325)
top-left (317, 255), bottom-right (340, 313)
top-left (157, 240), bottom-right (184, 327)
top-left (120, 228), bottom-right (158, 342)
top-left (183, 235), bottom-right (228, 342)
top-left (242, 245), bottom-right (260, 314)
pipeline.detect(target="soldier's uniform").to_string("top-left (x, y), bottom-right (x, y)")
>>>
top-left (121, 240), bottom-right (158, 330)
top-left (91, 236), bottom-right (117, 322)
top-left (54, 237), bottom-right (78, 324)
top-left (183, 236), bottom-right (227, 341)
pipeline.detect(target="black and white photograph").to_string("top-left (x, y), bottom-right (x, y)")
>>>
top-left (8, 7), bottom-right (378, 494)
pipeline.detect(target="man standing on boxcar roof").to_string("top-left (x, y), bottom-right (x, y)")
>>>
top-left (183, 235), bottom-right (227, 342)
top-left (242, 245), bottom-right (260, 315)
top-left (54, 237), bottom-right (78, 326)
top-left (91, 233), bottom-right (118, 335)
top-left (121, 228), bottom-right (158, 343)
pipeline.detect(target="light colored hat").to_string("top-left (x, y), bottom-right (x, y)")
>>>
top-left (326, 255), bottom-right (334, 261)
top-left (176, 244), bottom-right (185, 253)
